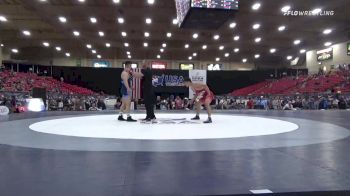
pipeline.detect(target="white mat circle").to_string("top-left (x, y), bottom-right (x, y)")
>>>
top-left (29, 114), bottom-right (299, 140)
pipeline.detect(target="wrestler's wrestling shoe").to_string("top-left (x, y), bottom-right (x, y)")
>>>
top-left (126, 116), bottom-right (137, 122)
top-left (191, 115), bottom-right (200, 120)
top-left (203, 117), bottom-right (212, 124)
top-left (118, 115), bottom-right (126, 121)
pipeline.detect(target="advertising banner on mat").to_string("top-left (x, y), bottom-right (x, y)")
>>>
top-left (189, 70), bottom-right (207, 99)
top-left (0, 106), bottom-right (9, 115)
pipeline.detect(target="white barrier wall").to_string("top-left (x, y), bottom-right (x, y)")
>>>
top-left (24, 58), bottom-right (256, 70)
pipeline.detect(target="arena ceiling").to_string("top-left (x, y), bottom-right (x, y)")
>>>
top-left (0, 0), bottom-right (349, 64)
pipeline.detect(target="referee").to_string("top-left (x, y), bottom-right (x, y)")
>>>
top-left (141, 62), bottom-right (156, 122)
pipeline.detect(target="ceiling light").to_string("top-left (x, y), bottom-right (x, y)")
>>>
top-left (252, 23), bottom-right (260, 29)
top-left (97, 55), bottom-right (102, 59)
top-left (300, 49), bottom-right (306, 54)
top-left (157, 55), bottom-right (161, 59)
top-left (324, 42), bottom-right (332, 47)
top-left (58, 16), bottom-right (67, 23)
top-left (86, 44), bottom-right (92, 49)
top-left (98, 31), bottom-right (105, 37)
top-left (55, 47), bottom-right (61, 51)
top-left (11, 49), bottom-right (18, 53)
top-left (162, 43), bottom-right (167, 48)
top-left (91, 50), bottom-right (97, 54)
top-left (144, 32), bottom-right (150, 37)
top-left (192, 33), bottom-right (199, 39)
top-left (219, 46), bottom-right (224, 50)
top-left (242, 58), bottom-right (247, 63)
top-left (121, 31), bottom-right (127, 37)
top-left (278, 25), bottom-right (286, 31)
top-left (215, 58), bottom-right (220, 62)
top-left (294, 39), bottom-right (301, 45)
top-left (312, 8), bottom-right (322, 15)
top-left (255, 37), bottom-right (262, 43)
top-left (254, 54), bottom-right (260, 59)
top-left (126, 51), bottom-right (130, 55)
top-left (73, 31), bottom-right (80, 36)
top-left (166, 32), bottom-right (172, 38)
top-left (128, 55), bottom-right (132, 59)
top-left (0, 44), bottom-right (3, 47)
top-left (42, 42), bottom-right (50, 47)
top-left (65, 53), bottom-right (70, 57)
top-left (22, 30), bottom-right (31, 36)
top-left (213, 34), bottom-right (220, 40)
top-left (252, 3), bottom-right (261, 10)
top-left (233, 35), bottom-right (240, 41)
top-left (229, 22), bottom-right (237, 28)
top-left (160, 48), bottom-right (164, 53)
top-left (193, 53), bottom-right (197, 56)
top-left (78, 0), bottom-right (85, 2)
top-left (188, 56), bottom-right (192, 60)
top-left (0, 15), bottom-right (8, 22)
top-left (270, 48), bottom-right (276, 53)
top-left (124, 43), bottom-right (129, 47)
top-left (225, 53), bottom-right (230, 57)
top-left (281, 5), bottom-right (291, 12)
top-left (184, 44), bottom-right (189, 48)
top-left (234, 48), bottom-right (239, 53)
top-left (202, 45), bottom-right (207, 50)
top-left (106, 43), bottom-right (111, 47)
top-left (143, 42), bottom-right (148, 47)
top-left (113, 0), bottom-right (120, 4)
top-left (117, 17), bottom-right (124, 24)
top-left (145, 18), bottom-right (152, 24)
top-left (323, 29), bottom-right (332, 35)
top-left (90, 17), bottom-right (97, 23)
top-left (172, 18), bottom-right (178, 25)
top-left (287, 56), bottom-right (293, 60)
top-left (147, 0), bottom-right (155, 5)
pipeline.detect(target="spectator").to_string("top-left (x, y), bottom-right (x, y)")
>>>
top-left (175, 96), bottom-right (183, 110)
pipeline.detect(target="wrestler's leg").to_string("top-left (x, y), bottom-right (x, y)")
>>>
top-left (203, 98), bottom-right (213, 123)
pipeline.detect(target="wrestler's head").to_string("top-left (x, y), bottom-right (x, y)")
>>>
top-left (124, 61), bottom-right (133, 72)
top-left (183, 77), bottom-right (192, 87)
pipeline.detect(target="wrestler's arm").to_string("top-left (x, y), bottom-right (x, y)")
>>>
top-left (203, 84), bottom-right (211, 94)
top-left (132, 72), bottom-right (144, 78)
top-left (190, 86), bottom-right (198, 102)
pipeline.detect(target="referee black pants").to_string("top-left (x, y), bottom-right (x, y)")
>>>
top-left (145, 101), bottom-right (155, 119)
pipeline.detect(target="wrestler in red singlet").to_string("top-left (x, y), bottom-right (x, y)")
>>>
top-left (184, 77), bottom-right (214, 123)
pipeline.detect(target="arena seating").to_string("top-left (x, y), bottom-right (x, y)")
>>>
top-left (231, 70), bottom-right (350, 96)
top-left (231, 81), bottom-right (269, 96)
top-left (0, 71), bottom-right (95, 95)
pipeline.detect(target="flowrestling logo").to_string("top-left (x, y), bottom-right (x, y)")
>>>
top-left (284, 10), bottom-right (335, 16)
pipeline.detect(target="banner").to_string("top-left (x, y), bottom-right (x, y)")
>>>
top-left (151, 69), bottom-right (188, 94)
top-left (189, 70), bottom-right (207, 99)
top-left (317, 48), bottom-right (333, 61)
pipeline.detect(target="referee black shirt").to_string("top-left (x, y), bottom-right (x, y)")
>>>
top-left (141, 68), bottom-right (155, 104)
